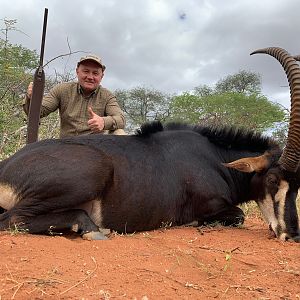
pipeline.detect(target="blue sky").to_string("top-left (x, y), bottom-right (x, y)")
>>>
top-left (1, 0), bottom-right (299, 108)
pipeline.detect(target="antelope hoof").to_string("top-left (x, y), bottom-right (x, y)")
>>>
top-left (82, 231), bottom-right (108, 240)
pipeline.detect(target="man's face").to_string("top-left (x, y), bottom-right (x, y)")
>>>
top-left (76, 61), bottom-right (104, 93)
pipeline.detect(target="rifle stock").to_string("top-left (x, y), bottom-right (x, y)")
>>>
top-left (27, 8), bottom-right (48, 144)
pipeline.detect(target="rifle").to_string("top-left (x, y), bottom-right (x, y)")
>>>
top-left (26, 8), bottom-right (48, 144)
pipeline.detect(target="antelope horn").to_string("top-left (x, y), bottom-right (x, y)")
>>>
top-left (251, 47), bottom-right (300, 172)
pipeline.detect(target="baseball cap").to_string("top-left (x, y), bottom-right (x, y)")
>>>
top-left (77, 54), bottom-right (106, 71)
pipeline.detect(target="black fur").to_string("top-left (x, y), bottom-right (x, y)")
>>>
top-left (0, 121), bottom-right (298, 240)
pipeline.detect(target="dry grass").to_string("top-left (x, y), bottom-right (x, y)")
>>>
top-left (240, 202), bottom-right (263, 220)
top-left (1, 256), bottom-right (98, 299)
top-left (241, 196), bottom-right (300, 219)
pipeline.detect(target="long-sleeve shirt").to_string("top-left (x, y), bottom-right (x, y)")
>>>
top-left (23, 82), bottom-right (125, 138)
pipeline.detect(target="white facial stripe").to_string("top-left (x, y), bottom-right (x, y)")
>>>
top-left (0, 183), bottom-right (19, 210)
top-left (274, 180), bottom-right (289, 233)
top-left (258, 179), bottom-right (290, 237)
top-left (258, 194), bottom-right (278, 233)
top-left (279, 232), bottom-right (289, 242)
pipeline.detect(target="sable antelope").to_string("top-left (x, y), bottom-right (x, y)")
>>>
top-left (0, 47), bottom-right (299, 241)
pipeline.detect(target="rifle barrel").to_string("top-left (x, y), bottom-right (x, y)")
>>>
top-left (26, 8), bottom-right (48, 144)
top-left (39, 8), bottom-right (48, 67)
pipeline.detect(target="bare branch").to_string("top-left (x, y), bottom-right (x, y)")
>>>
top-left (43, 50), bottom-right (88, 68)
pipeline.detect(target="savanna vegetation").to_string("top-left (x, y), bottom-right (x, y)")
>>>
top-left (0, 19), bottom-right (289, 161)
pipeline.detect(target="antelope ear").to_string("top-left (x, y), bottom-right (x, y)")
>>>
top-left (222, 154), bottom-right (269, 173)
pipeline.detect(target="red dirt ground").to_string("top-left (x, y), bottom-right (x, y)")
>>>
top-left (0, 217), bottom-right (299, 300)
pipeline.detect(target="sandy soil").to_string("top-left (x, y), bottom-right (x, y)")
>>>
top-left (0, 217), bottom-right (299, 300)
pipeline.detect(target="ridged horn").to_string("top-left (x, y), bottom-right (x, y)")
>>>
top-left (251, 47), bottom-right (300, 172)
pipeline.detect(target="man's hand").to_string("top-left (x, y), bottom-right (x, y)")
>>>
top-left (88, 107), bottom-right (105, 132)
top-left (26, 82), bottom-right (33, 99)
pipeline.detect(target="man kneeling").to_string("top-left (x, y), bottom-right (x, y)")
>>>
top-left (23, 54), bottom-right (126, 137)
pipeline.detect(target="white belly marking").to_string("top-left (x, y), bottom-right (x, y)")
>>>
top-left (0, 184), bottom-right (19, 210)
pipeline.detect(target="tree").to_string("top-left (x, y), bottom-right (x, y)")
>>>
top-left (168, 70), bottom-right (287, 133)
top-left (115, 87), bottom-right (171, 132)
top-left (215, 70), bottom-right (261, 95)
top-left (0, 19), bottom-right (39, 158)
top-left (0, 40), bottom-right (38, 98)
top-left (169, 91), bottom-right (286, 132)
top-left (194, 84), bottom-right (213, 97)
top-left (0, 19), bottom-right (38, 98)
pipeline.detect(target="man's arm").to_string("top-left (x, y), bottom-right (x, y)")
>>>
top-left (102, 95), bottom-right (126, 131)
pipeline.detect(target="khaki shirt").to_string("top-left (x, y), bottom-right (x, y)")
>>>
top-left (24, 82), bottom-right (125, 138)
